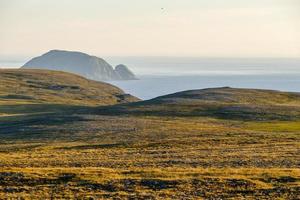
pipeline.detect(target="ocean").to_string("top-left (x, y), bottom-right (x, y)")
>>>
top-left (1, 57), bottom-right (300, 100)
top-left (106, 57), bottom-right (300, 100)
top-left (109, 74), bottom-right (300, 100)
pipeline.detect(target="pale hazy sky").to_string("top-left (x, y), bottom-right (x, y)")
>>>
top-left (0, 0), bottom-right (300, 60)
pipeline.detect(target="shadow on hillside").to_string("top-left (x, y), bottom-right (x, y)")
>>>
top-left (0, 104), bottom-right (89, 115)
top-left (0, 113), bottom-right (90, 135)
top-left (1, 102), bottom-right (299, 139)
top-left (95, 103), bottom-right (300, 121)
top-left (0, 104), bottom-right (93, 138)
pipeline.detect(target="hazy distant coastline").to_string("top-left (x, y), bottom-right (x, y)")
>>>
top-left (1, 57), bottom-right (300, 75)
top-left (1, 57), bottom-right (299, 100)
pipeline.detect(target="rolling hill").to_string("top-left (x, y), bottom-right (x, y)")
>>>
top-left (100, 87), bottom-right (300, 120)
top-left (0, 69), bottom-right (139, 115)
top-left (0, 71), bottom-right (299, 199)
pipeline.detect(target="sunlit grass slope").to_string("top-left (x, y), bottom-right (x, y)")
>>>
top-left (0, 69), bottom-right (138, 107)
top-left (0, 70), bottom-right (299, 199)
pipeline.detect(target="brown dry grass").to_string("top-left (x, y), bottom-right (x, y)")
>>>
top-left (0, 69), bottom-right (299, 199)
top-left (0, 115), bottom-right (299, 199)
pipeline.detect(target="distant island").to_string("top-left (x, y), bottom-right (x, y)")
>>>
top-left (22, 50), bottom-right (137, 81)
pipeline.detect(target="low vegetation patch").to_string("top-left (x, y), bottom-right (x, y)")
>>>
top-left (0, 70), bottom-right (299, 199)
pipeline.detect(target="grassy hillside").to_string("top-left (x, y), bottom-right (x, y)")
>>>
top-left (0, 74), bottom-right (299, 199)
top-left (100, 87), bottom-right (300, 121)
top-left (0, 69), bottom-right (139, 106)
top-left (0, 69), bottom-right (139, 116)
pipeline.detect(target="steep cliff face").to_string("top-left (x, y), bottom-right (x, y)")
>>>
top-left (22, 50), bottom-right (137, 81)
top-left (115, 64), bottom-right (137, 80)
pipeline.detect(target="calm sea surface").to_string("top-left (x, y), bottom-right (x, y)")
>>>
top-left (1, 58), bottom-right (300, 100)
top-left (106, 57), bottom-right (300, 100)
top-left (109, 74), bottom-right (300, 100)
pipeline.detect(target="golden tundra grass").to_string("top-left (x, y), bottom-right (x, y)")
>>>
top-left (0, 70), bottom-right (299, 199)
top-left (0, 167), bottom-right (299, 199)
top-left (0, 115), bottom-right (299, 199)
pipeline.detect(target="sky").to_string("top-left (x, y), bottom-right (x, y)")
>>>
top-left (0, 0), bottom-right (300, 60)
